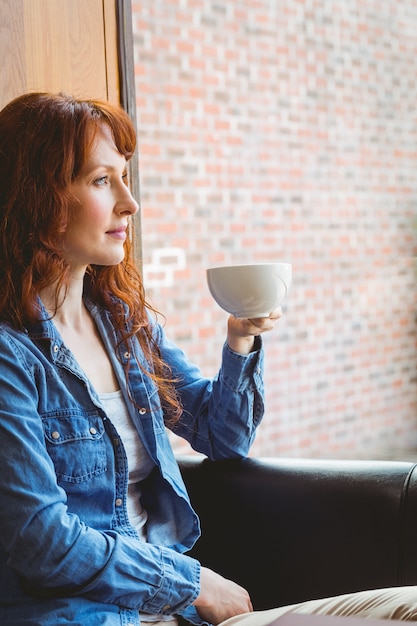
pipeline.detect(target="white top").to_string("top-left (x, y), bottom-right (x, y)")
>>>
top-left (99, 389), bottom-right (155, 540)
top-left (99, 390), bottom-right (177, 624)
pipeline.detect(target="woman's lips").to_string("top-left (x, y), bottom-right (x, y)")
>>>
top-left (106, 227), bottom-right (127, 240)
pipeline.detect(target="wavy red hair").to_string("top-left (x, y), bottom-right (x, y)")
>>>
top-left (0, 92), bottom-right (181, 423)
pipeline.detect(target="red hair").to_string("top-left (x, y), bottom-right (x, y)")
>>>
top-left (0, 92), bottom-right (181, 423)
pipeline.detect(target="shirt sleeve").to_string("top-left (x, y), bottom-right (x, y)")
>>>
top-left (155, 323), bottom-right (266, 459)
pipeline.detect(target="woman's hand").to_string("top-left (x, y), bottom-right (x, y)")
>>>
top-left (227, 307), bottom-right (283, 355)
top-left (193, 566), bottom-right (253, 625)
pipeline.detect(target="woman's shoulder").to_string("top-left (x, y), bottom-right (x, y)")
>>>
top-left (0, 322), bottom-right (38, 367)
top-left (0, 320), bottom-right (27, 339)
top-left (0, 318), bottom-right (52, 353)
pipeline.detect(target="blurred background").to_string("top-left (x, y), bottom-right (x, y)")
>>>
top-left (131, 0), bottom-right (417, 460)
top-left (1, 0), bottom-right (416, 461)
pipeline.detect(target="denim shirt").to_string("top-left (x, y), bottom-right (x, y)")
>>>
top-left (0, 298), bottom-right (265, 626)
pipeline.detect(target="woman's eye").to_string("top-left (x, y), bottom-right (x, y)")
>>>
top-left (94, 175), bottom-right (108, 186)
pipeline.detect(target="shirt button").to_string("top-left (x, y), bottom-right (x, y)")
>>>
top-left (53, 344), bottom-right (58, 353)
top-left (139, 407), bottom-right (146, 415)
top-left (51, 431), bottom-right (60, 440)
top-left (89, 427), bottom-right (97, 435)
top-left (115, 498), bottom-right (123, 507)
top-left (163, 604), bottom-right (171, 611)
top-left (124, 351), bottom-right (131, 359)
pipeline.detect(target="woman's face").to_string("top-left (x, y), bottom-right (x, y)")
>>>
top-left (63, 124), bottom-right (139, 274)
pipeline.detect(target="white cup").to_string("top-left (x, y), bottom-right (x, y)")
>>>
top-left (206, 262), bottom-right (292, 318)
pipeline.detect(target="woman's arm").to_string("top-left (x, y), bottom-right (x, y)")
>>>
top-left (157, 309), bottom-right (282, 460)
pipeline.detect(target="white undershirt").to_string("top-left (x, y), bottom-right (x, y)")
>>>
top-left (99, 390), bottom-right (155, 540)
top-left (99, 390), bottom-right (178, 624)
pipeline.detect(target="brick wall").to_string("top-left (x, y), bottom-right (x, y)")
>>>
top-left (131, 0), bottom-right (417, 460)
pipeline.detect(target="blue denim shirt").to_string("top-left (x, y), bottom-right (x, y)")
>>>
top-left (0, 298), bottom-right (265, 626)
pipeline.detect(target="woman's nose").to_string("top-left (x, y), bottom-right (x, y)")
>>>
top-left (116, 184), bottom-right (139, 216)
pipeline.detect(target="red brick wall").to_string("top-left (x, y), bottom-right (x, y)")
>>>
top-left (131, 0), bottom-right (417, 460)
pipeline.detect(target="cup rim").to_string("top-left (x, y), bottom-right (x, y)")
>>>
top-left (206, 262), bottom-right (292, 271)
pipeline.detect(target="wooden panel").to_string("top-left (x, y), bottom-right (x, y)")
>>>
top-left (0, 0), bottom-right (27, 108)
top-left (0, 0), bottom-right (120, 108)
top-left (24, 0), bottom-right (108, 99)
top-left (103, 0), bottom-right (120, 103)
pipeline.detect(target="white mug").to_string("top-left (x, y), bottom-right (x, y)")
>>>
top-left (206, 262), bottom-right (292, 318)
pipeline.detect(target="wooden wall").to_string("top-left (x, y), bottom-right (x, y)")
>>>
top-left (0, 0), bottom-right (120, 108)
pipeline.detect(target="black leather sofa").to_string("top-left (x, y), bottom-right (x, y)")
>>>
top-left (178, 455), bottom-right (417, 611)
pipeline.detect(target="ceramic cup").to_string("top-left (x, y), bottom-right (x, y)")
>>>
top-left (206, 262), bottom-right (292, 318)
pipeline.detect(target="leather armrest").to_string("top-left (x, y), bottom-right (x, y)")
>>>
top-left (178, 456), bottom-right (417, 610)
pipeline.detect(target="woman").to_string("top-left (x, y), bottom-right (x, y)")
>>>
top-left (0, 92), bottom-right (416, 626)
top-left (0, 91), bottom-right (279, 626)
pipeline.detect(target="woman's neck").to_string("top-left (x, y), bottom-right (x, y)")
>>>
top-left (40, 274), bottom-right (86, 332)
top-left (40, 276), bottom-right (120, 393)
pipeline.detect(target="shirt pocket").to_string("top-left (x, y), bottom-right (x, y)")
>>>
top-left (42, 411), bottom-right (107, 483)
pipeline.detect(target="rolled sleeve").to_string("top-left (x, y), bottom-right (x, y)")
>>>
top-left (170, 333), bottom-right (266, 460)
top-left (140, 547), bottom-right (200, 615)
top-left (220, 336), bottom-right (264, 393)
